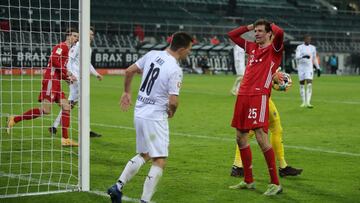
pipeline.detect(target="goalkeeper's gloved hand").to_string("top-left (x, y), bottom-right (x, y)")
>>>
top-left (317, 67), bottom-right (321, 77)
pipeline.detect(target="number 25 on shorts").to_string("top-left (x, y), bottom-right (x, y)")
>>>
top-left (248, 108), bottom-right (257, 119)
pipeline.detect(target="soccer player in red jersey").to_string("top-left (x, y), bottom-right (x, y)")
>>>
top-left (228, 19), bottom-right (284, 195)
top-left (7, 28), bottom-right (79, 147)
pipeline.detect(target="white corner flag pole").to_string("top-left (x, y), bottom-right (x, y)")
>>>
top-left (79, 0), bottom-right (90, 191)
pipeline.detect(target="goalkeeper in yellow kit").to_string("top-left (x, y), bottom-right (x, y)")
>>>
top-left (231, 72), bottom-right (302, 177)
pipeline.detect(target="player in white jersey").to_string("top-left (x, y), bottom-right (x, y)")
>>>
top-left (230, 44), bottom-right (246, 95)
top-left (49, 27), bottom-right (103, 138)
top-left (295, 34), bottom-right (320, 108)
top-left (107, 32), bottom-right (193, 203)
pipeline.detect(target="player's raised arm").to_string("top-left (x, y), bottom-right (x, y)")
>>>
top-left (120, 63), bottom-right (141, 111)
top-left (271, 24), bottom-right (284, 52)
top-left (228, 24), bottom-right (253, 49)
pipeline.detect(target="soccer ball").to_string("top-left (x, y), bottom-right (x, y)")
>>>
top-left (272, 72), bottom-right (292, 91)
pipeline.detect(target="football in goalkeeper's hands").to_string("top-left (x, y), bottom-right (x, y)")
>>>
top-left (272, 72), bottom-right (292, 91)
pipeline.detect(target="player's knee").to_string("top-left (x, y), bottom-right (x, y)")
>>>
top-left (42, 108), bottom-right (50, 115)
top-left (269, 124), bottom-right (283, 136)
top-left (152, 157), bottom-right (167, 169)
top-left (62, 103), bottom-right (71, 111)
top-left (41, 106), bottom-right (51, 114)
top-left (140, 153), bottom-right (151, 162)
top-left (236, 132), bottom-right (248, 147)
top-left (255, 132), bottom-right (270, 150)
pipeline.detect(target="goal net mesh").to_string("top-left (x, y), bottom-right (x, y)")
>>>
top-left (0, 0), bottom-right (80, 197)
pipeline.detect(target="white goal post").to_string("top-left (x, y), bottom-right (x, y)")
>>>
top-left (0, 0), bottom-right (90, 198)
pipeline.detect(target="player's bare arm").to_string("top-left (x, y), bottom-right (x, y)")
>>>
top-left (167, 95), bottom-right (178, 118)
top-left (227, 25), bottom-right (250, 48)
top-left (120, 63), bottom-right (140, 111)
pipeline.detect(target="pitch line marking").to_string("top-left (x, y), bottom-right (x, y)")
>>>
top-left (92, 122), bottom-right (360, 157)
top-left (95, 84), bottom-right (360, 105)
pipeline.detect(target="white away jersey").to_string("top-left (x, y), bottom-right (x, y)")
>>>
top-left (233, 45), bottom-right (245, 76)
top-left (66, 41), bottom-right (99, 79)
top-left (134, 50), bottom-right (183, 120)
top-left (295, 44), bottom-right (319, 70)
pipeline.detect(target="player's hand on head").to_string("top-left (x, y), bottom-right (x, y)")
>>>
top-left (120, 92), bottom-right (132, 111)
top-left (247, 24), bottom-right (254, 30)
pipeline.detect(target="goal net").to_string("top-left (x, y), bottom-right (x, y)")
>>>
top-left (0, 0), bottom-right (89, 198)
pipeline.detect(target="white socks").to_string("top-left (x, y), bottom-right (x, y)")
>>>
top-left (116, 155), bottom-right (163, 202)
top-left (306, 83), bottom-right (312, 105)
top-left (53, 110), bottom-right (62, 128)
top-left (300, 85), bottom-right (306, 105)
top-left (117, 154), bottom-right (146, 191)
top-left (141, 165), bottom-right (163, 202)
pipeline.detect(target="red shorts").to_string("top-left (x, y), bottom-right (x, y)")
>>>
top-left (231, 94), bottom-right (269, 133)
top-left (38, 79), bottom-right (65, 103)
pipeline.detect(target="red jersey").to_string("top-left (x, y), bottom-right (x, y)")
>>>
top-left (228, 25), bottom-right (284, 95)
top-left (38, 41), bottom-right (70, 103)
top-left (43, 41), bottom-right (70, 81)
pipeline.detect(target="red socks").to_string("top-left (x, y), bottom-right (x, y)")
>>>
top-left (239, 145), bottom-right (254, 183)
top-left (263, 148), bottom-right (280, 185)
top-left (14, 108), bottom-right (42, 123)
top-left (240, 146), bottom-right (280, 185)
top-left (61, 111), bottom-right (70, 139)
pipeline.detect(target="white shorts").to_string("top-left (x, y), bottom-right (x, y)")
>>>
top-left (68, 82), bottom-right (79, 102)
top-left (297, 68), bottom-right (314, 81)
top-left (135, 117), bottom-right (169, 158)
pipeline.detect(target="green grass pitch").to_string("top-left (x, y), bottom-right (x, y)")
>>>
top-left (1, 74), bottom-right (360, 202)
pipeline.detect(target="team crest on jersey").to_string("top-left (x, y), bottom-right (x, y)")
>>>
top-left (56, 48), bottom-right (63, 55)
top-left (177, 82), bottom-right (182, 89)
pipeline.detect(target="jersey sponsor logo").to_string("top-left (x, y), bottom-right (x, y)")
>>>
top-left (249, 55), bottom-right (255, 66)
top-left (137, 95), bottom-right (156, 105)
top-left (56, 48), bottom-right (63, 55)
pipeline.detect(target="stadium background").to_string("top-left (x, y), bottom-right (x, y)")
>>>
top-left (1, 0), bottom-right (360, 75)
